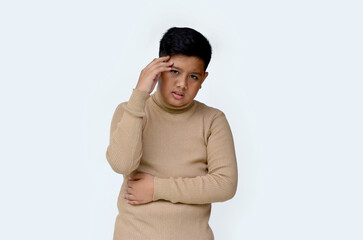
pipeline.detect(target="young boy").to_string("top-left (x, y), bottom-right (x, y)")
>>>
top-left (106, 27), bottom-right (238, 240)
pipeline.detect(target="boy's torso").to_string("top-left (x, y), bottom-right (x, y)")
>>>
top-left (113, 97), bottom-right (218, 240)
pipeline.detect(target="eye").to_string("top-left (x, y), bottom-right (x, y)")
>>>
top-left (171, 70), bottom-right (179, 74)
top-left (191, 75), bottom-right (198, 80)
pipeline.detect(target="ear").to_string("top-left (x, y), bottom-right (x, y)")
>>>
top-left (201, 71), bottom-right (208, 85)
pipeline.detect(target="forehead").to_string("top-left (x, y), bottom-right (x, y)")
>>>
top-left (170, 54), bottom-right (205, 72)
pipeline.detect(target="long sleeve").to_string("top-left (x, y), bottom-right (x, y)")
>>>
top-left (152, 111), bottom-right (238, 204)
top-left (105, 88), bottom-right (150, 175)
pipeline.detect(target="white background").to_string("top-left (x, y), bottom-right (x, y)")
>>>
top-left (1, 0), bottom-right (362, 239)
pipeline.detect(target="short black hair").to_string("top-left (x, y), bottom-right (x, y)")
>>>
top-left (159, 27), bottom-right (212, 72)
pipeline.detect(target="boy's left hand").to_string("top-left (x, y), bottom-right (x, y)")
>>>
top-left (123, 172), bottom-right (154, 205)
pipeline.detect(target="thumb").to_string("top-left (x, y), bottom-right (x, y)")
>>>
top-left (155, 72), bottom-right (161, 80)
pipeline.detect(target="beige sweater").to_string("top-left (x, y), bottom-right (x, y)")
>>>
top-left (106, 86), bottom-right (238, 240)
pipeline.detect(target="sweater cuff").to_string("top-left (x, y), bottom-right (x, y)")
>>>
top-left (152, 176), bottom-right (169, 201)
top-left (126, 88), bottom-right (150, 112)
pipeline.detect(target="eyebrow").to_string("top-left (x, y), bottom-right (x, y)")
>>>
top-left (172, 66), bottom-right (203, 76)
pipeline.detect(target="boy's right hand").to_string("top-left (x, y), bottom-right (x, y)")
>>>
top-left (136, 55), bottom-right (174, 94)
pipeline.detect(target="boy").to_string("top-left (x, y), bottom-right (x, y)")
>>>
top-left (106, 27), bottom-right (238, 240)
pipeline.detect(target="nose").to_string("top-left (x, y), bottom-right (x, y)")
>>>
top-left (176, 75), bottom-right (188, 90)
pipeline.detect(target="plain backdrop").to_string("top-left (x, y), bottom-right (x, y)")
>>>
top-left (0, 0), bottom-right (362, 239)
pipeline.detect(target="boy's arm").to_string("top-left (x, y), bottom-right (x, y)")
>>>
top-left (152, 111), bottom-right (238, 204)
top-left (106, 55), bottom-right (172, 176)
top-left (105, 88), bottom-right (150, 175)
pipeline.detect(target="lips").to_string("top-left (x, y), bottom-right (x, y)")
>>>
top-left (172, 91), bottom-right (184, 96)
top-left (172, 91), bottom-right (184, 100)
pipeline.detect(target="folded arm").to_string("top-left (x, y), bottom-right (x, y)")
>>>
top-left (152, 111), bottom-right (238, 204)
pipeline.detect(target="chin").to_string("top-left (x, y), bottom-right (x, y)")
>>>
top-left (169, 101), bottom-right (185, 107)
top-left (168, 98), bottom-right (187, 106)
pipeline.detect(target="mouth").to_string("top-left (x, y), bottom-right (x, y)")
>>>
top-left (172, 91), bottom-right (184, 100)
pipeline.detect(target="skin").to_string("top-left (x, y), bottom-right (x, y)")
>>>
top-left (158, 54), bottom-right (208, 107)
top-left (124, 54), bottom-right (208, 205)
top-left (123, 172), bottom-right (155, 205)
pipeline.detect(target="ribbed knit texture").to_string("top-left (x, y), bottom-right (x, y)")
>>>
top-left (106, 86), bottom-right (238, 240)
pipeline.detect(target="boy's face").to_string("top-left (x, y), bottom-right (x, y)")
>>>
top-left (158, 54), bottom-right (208, 107)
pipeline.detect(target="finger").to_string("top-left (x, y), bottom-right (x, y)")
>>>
top-left (127, 181), bottom-right (134, 189)
top-left (147, 65), bottom-right (173, 79)
top-left (152, 61), bottom-right (174, 73)
top-left (123, 193), bottom-right (135, 201)
top-left (145, 62), bottom-right (172, 75)
top-left (126, 179), bottom-right (131, 186)
top-left (158, 55), bottom-right (171, 61)
top-left (144, 56), bottom-right (171, 70)
top-left (128, 200), bottom-right (139, 205)
top-left (151, 74), bottom-right (159, 89)
top-left (152, 60), bottom-right (174, 68)
top-left (126, 186), bottom-right (132, 194)
top-left (153, 55), bottom-right (170, 61)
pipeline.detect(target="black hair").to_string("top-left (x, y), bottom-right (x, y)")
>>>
top-left (159, 27), bottom-right (212, 72)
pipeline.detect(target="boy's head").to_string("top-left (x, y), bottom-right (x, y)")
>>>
top-left (157, 27), bottom-right (212, 107)
top-left (159, 27), bottom-right (212, 72)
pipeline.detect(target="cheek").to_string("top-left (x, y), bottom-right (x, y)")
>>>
top-left (188, 81), bottom-right (201, 89)
top-left (192, 84), bottom-right (200, 95)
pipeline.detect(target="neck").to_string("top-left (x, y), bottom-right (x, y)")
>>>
top-left (151, 86), bottom-right (195, 114)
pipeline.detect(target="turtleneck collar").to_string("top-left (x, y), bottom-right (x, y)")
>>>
top-left (151, 86), bottom-right (196, 114)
